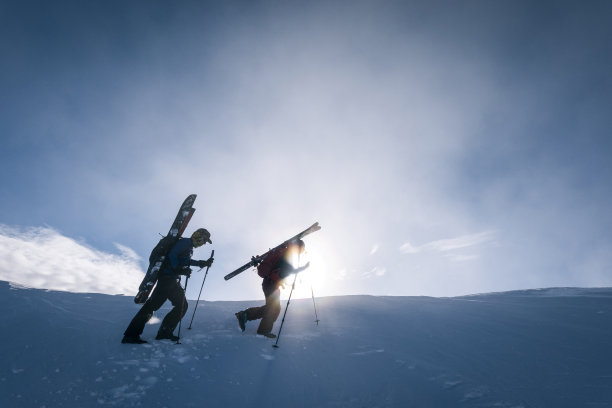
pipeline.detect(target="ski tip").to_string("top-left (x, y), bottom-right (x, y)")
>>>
top-left (183, 194), bottom-right (197, 205)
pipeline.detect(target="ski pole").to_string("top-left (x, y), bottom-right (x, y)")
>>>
top-left (272, 272), bottom-right (298, 349)
top-left (176, 275), bottom-right (189, 345)
top-left (310, 284), bottom-right (320, 325)
top-left (273, 253), bottom-right (302, 348)
top-left (188, 249), bottom-right (214, 330)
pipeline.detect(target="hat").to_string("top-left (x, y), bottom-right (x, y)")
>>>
top-left (191, 228), bottom-right (212, 246)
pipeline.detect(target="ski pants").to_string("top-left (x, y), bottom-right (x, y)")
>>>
top-left (124, 276), bottom-right (188, 337)
top-left (244, 278), bottom-right (281, 334)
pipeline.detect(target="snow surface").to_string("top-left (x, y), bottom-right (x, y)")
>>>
top-left (1, 281), bottom-right (612, 408)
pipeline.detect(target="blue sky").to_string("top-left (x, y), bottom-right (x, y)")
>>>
top-left (1, 0), bottom-right (611, 301)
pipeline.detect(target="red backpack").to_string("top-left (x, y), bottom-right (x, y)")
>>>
top-left (257, 244), bottom-right (288, 282)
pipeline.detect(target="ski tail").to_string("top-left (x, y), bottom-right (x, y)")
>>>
top-left (223, 258), bottom-right (258, 281)
top-left (223, 222), bottom-right (321, 281)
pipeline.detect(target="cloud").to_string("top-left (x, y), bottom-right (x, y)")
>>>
top-left (400, 231), bottom-right (496, 261)
top-left (399, 242), bottom-right (420, 255)
top-left (362, 266), bottom-right (387, 279)
top-left (444, 254), bottom-right (480, 262)
top-left (374, 266), bottom-right (386, 277)
top-left (0, 224), bottom-right (143, 295)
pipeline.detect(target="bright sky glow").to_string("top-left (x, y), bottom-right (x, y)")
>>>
top-left (286, 244), bottom-right (330, 300)
top-left (1, 0), bottom-right (611, 300)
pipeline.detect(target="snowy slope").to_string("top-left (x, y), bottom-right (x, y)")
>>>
top-left (1, 281), bottom-right (611, 408)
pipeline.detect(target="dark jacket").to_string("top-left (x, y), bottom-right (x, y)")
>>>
top-left (160, 238), bottom-right (200, 277)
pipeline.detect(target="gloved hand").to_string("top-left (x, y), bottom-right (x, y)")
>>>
top-left (295, 262), bottom-right (310, 273)
top-left (197, 256), bottom-right (214, 268)
top-left (179, 267), bottom-right (192, 278)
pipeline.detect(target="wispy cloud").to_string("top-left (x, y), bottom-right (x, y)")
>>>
top-left (400, 231), bottom-right (496, 261)
top-left (0, 225), bottom-right (143, 295)
top-left (399, 242), bottom-right (420, 254)
top-left (362, 266), bottom-right (387, 279)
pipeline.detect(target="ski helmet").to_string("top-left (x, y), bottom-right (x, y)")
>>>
top-left (191, 228), bottom-right (212, 247)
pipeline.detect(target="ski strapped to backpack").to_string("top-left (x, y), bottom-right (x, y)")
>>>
top-left (223, 222), bottom-right (321, 281)
top-left (134, 194), bottom-right (197, 304)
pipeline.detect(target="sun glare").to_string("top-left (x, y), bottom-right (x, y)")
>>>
top-left (281, 244), bottom-right (329, 300)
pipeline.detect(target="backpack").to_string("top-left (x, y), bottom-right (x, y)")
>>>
top-left (134, 234), bottom-right (181, 304)
top-left (149, 234), bottom-right (179, 265)
top-left (257, 245), bottom-right (287, 282)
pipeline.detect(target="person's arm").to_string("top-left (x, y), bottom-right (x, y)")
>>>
top-left (192, 254), bottom-right (214, 268)
top-left (277, 259), bottom-right (310, 279)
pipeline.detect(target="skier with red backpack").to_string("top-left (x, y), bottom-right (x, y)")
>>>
top-left (235, 239), bottom-right (309, 338)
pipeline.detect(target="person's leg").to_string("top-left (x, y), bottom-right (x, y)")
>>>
top-left (257, 288), bottom-right (280, 334)
top-left (157, 278), bottom-right (188, 337)
top-left (123, 283), bottom-right (168, 339)
top-left (236, 279), bottom-right (272, 331)
top-left (244, 304), bottom-right (266, 320)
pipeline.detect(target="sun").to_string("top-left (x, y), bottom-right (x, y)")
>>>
top-left (279, 242), bottom-right (330, 300)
